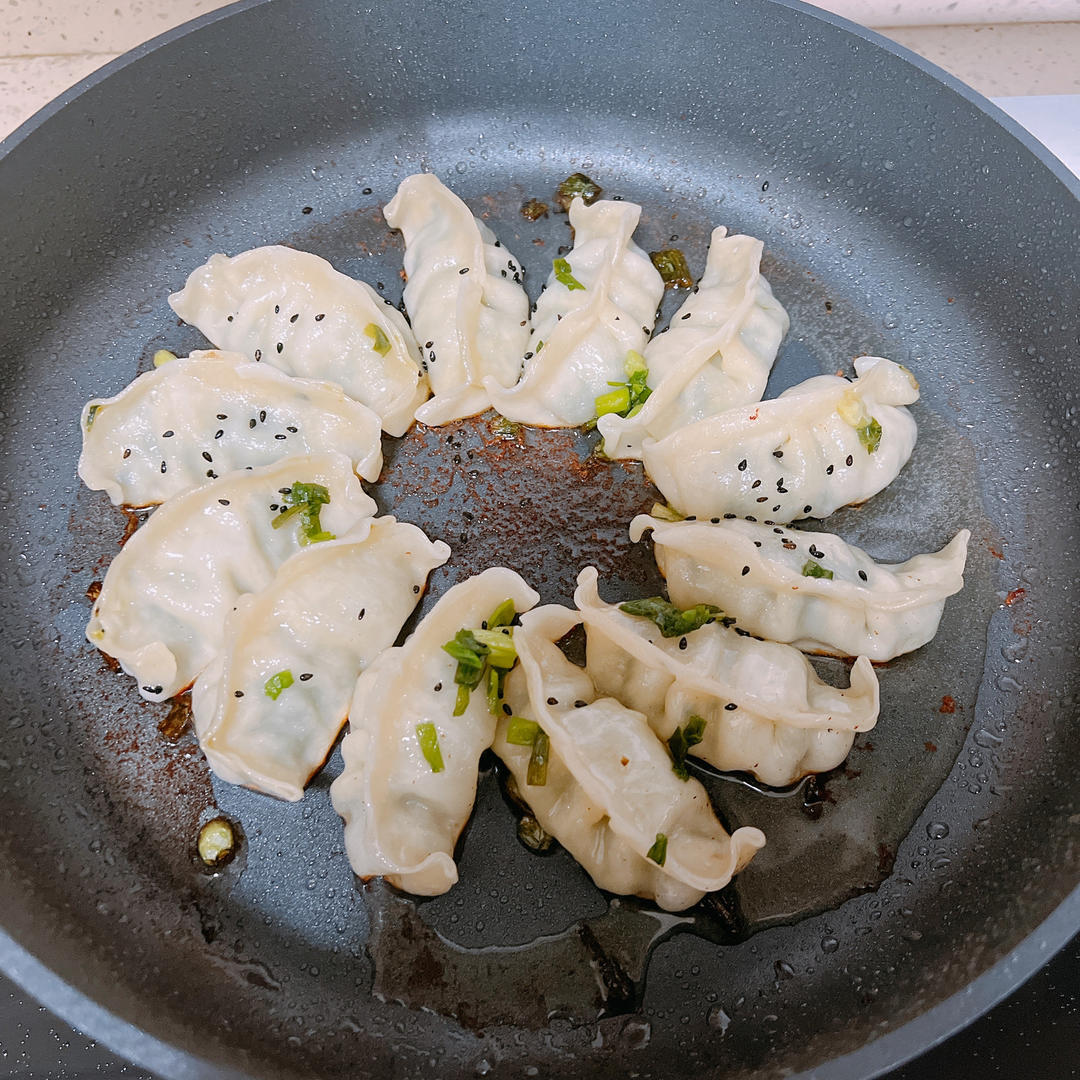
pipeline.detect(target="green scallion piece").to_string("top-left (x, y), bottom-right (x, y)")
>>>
top-left (486, 665), bottom-right (503, 716)
top-left (649, 249), bottom-right (693, 289)
top-left (505, 716), bottom-right (541, 746)
top-left (555, 172), bottom-right (603, 212)
top-left (595, 385), bottom-right (631, 419)
top-left (553, 257), bottom-right (585, 292)
top-left (517, 814), bottom-right (554, 853)
top-left (650, 502), bottom-right (685, 522)
top-left (487, 598), bottom-right (516, 629)
top-left (453, 683), bottom-right (471, 717)
top-left (526, 729), bottom-right (550, 787)
top-left (153, 349), bottom-right (177, 368)
top-left (264, 669), bottom-right (294, 700)
top-left (364, 322), bottom-right (392, 356)
top-left (471, 627), bottom-right (517, 669)
top-left (801, 560), bottom-right (834, 580)
top-left (85, 404), bottom-right (101, 430)
top-left (271, 482), bottom-right (335, 544)
top-left (443, 629), bottom-right (489, 687)
top-left (619, 596), bottom-right (723, 638)
top-left (646, 832), bottom-right (668, 866)
top-left (857, 417), bottom-right (883, 454)
top-left (415, 722), bottom-right (445, 772)
top-left (668, 714), bottom-right (708, 780)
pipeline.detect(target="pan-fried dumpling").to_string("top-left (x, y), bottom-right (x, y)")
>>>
top-left (493, 604), bottom-right (765, 911)
top-left (192, 517), bottom-right (450, 801)
top-left (642, 357), bottom-right (919, 524)
top-left (331, 568), bottom-right (540, 895)
top-left (168, 245), bottom-right (427, 436)
top-left (86, 453), bottom-right (376, 703)
top-left (383, 173), bottom-right (530, 426)
top-left (634, 515), bottom-right (970, 662)
top-left (598, 227), bottom-right (789, 459)
top-left (486, 197), bottom-right (665, 427)
top-left (573, 567), bottom-right (878, 787)
top-left (78, 350), bottom-right (383, 506)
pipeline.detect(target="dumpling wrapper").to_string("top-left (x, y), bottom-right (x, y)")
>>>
top-left (78, 350), bottom-right (383, 507)
top-left (383, 173), bottom-right (530, 426)
top-left (86, 452), bottom-right (376, 703)
top-left (330, 567), bottom-right (540, 896)
top-left (168, 245), bottom-right (427, 436)
top-left (574, 567), bottom-right (878, 787)
top-left (642, 356), bottom-right (919, 524)
top-left (598, 226), bottom-right (789, 459)
top-left (486, 197), bottom-right (664, 427)
top-left (634, 515), bottom-right (970, 662)
top-left (192, 517), bottom-right (450, 801)
top-left (493, 604), bottom-right (765, 911)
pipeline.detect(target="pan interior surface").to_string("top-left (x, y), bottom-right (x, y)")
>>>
top-left (0, 1), bottom-right (1077, 1078)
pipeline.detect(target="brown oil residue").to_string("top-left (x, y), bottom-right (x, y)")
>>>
top-left (1004, 587), bottom-right (1026, 606)
top-left (939, 696), bottom-right (957, 714)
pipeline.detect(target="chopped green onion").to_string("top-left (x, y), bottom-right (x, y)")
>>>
top-left (650, 502), bottom-right (685, 522)
top-left (492, 416), bottom-right (522, 439)
top-left (486, 665), bottom-right (504, 716)
top-left (416, 722), bottom-right (445, 772)
top-left (526, 729), bottom-right (550, 786)
top-left (264, 669), bottom-right (294, 700)
top-left (453, 683), bottom-right (471, 717)
top-left (487, 598), bottom-right (516, 629)
top-left (271, 482), bottom-right (334, 545)
top-left (153, 349), bottom-right (177, 368)
top-left (649, 249), bottom-right (693, 289)
top-left (668, 714), bottom-right (708, 780)
top-left (590, 350), bottom-right (652, 432)
top-left (594, 385), bottom-right (631, 419)
top-left (520, 198), bottom-right (549, 221)
top-left (517, 814), bottom-right (554, 853)
top-left (646, 832), bottom-right (668, 866)
top-left (535, 340), bottom-right (544, 352)
top-left (619, 596), bottom-right (723, 638)
top-left (471, 627), bottom-right (517, 669)
top-left (801, 560), bottom-right (834, 580)
top-left (364, 323), bottom-right (392, 356)
top-left (553, 257), bottom-right (585, 292)
top-left (85, 404), bottom-right (101, 429)
top-left (505, 716), bottom-right (541, 746)
top-left (555, 172), bottom-right (603, 212)
top-left (857, 417), bottom-right (883, 454)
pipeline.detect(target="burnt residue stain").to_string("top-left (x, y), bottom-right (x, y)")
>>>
top-left (376, 414), bottom-right (664, 608)
top-left (159, 692), bottom-right (193, 741)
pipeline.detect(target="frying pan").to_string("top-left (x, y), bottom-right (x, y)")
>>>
top-left (0, 0), bottom-right (1077, 1076)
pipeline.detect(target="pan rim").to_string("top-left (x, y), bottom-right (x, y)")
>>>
top-left (0, 0), bottom-right (1076, 1077)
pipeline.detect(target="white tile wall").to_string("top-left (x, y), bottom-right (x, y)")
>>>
top-left (0, 0), bottom-right (1078, 142)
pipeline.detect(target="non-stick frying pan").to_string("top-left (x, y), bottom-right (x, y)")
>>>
top-left (0, 0), bottom-right (1077, 1076)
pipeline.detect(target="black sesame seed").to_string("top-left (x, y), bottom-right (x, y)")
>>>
top-left (315, 313), bottom-right (325, 321)
top-left (249, 418), bottom-right (257, 428)
top-left (826, 464), bottom-right (835, 475)
top-left (254, 349), bottom-right (262, 361)
top-left (206, 470), bottom-right (217, 478)
top-left (741, 566), bottom-right (750, 576)
top-left (160, 461), bottom-right (167, 473)
top-left (777, 485), bottom-right (788, 494)
top-left (227, 315), bottom-right (234, 322)
top-left (302, 206), bottom-right (313, 214)
top-left (299, 672), bottom-right (313, 681)
top-left (362, 186), bottom-right (372, 195)
top-left (756, 496), bottom-right (768, 503)
top-left (502, 703), bottom-right (512, 716)
top-left (774, 527), bottom-right (784, 534)
top-left (680, 312), bottom-right (691, 320)
top-left (234, 690), bottom-right (244, 698)
top-left (711, 517), bottom-right (720, 524)
top-left (752, 479), bottom-right (762, 489)
top-left (218, 498), bottom-right (230, 506)
top-left (773, 505), bottom-right (781, 512)
top-left (738, 459), bottom-right (747, 471)
top-left (143, 685), bottom-right (163, 695)
top-left (290, 313), bottom-right (299, 323)
top-left (724, 702), bottom-right (738, 711)
top-left (524, 351), bottom-right (533, 360)
top-left (745, 515), bottom-right (757, 522)
top-left (122, 448), bottom-right (131, 459)
top-left (274, 433), bottom-right (286, 440)
top-left (724, 513), bottom-right (736, 520)
top-left (202, 451), bottom-right (213, 462)
top-left (804, 505), bottom-right (812, 513)
top-left (434, 682), bottom-right (443, 692)
top-left (276, 342), bottom-right (283, 354)
top-left (809, 545), bottom-right (824, 559)
top-left (425, 341), bottom-right (434, 349)
top-left (773, 449), bottom-right (784, 458)
top-left (162, 430), bottom-right (174, 438)
top-left (459, 267), bottom-right (470, 275)
top-left (547, 697), bottom-right (558, 706)
top-left (754, 540), bottom-right (762, 547)
top-left (216, 413), bottom-right (227, 421)
top-left (846, 454), bottom-right (854, 467)
top-left (274, 305), bottom-right (280, 314)
top-left (678, 637), bottom-right (688, 650)
top-left (574, 700), bottom-right (587, 708)
top-left (214, 429), bottom-right (224, 439)
top-left (260, 410), bottom-right (267, 423)
top-left (412, 585), bottom-right (420, 594)
top-left (358, 608), bottom-right (366, 620)
top-left (286, 425), bottom-right (298, 433)
top-left (858, 570), bottom-right (868, 581)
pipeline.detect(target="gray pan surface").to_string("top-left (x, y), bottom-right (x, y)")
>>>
top-left (0, 0), bottom-right (1077, 1077)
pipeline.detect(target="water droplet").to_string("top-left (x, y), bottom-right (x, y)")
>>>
top-left (995, 674), bottom-right (1021, 692)
top-left (883, 311), bottom-right (898, 329)
top-left (926, 822), bottom-right (950, 840)
top-left (974, 728), bottom-right (1004, 749)
top-left (821, 937), bottom-right (839, 954)
top-left (455, 161), bottom-right (467, 174)
top-left (902, 216), bottom-right (914, 228)
top-left (883, 159), bottom-right (895, 170)
top-left (707, 1006), bottom-right (731, 1033)
top-left (621, 1018), bottom-right (651, 1050)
